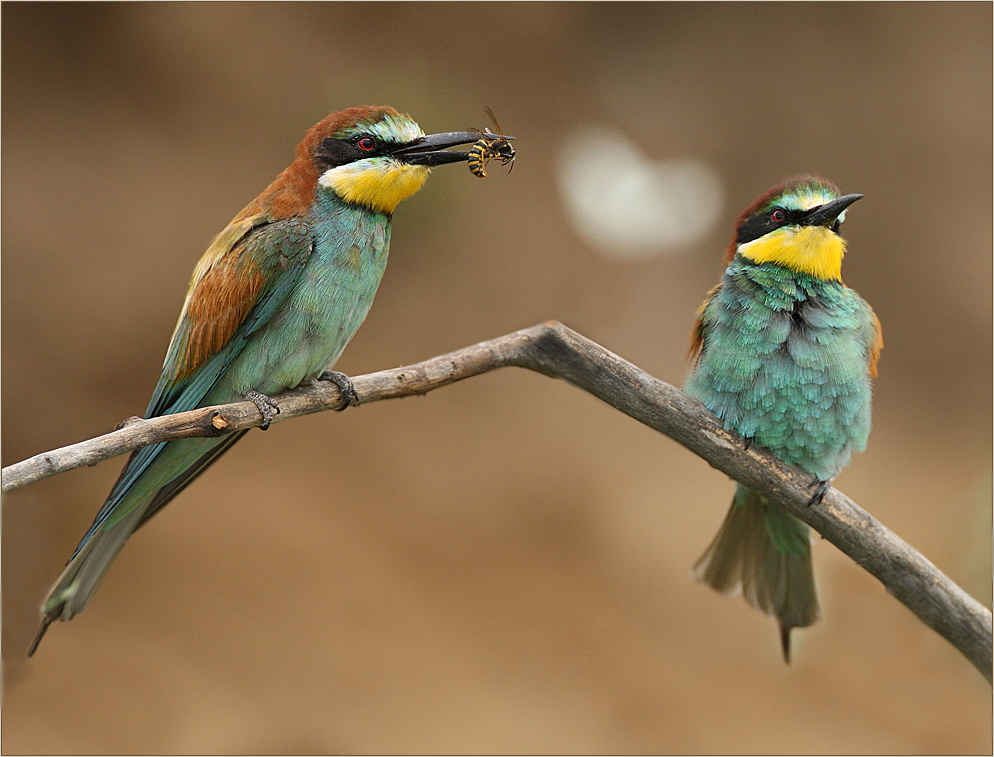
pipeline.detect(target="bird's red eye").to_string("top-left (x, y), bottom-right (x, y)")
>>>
top-left (357, 137), bottom-right (376, 151)
top-left (771, 209), bottom-right (786, 222)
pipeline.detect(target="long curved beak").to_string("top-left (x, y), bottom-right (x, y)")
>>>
top-left (802, 193), bottom-right (863, 227)
top-left (393, 131), bottom-right (516, 167)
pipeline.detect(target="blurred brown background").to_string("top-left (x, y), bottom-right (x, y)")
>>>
top-left (3, 3), bottom-right (991, 754)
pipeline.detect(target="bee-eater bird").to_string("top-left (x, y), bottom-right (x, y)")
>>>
top-left (30, 106), bottom-right (488, 655)
top-left (685, 176), bottom-right (882, 662)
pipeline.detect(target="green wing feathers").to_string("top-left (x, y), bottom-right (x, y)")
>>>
top-left (31, 219), bottom-right (314, 653)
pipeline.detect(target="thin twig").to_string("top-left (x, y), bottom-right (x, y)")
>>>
top-left (2, 322), bottom-right (990, 681)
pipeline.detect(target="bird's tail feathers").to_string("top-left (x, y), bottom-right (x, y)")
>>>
top-left (29, 432), bottom-right (248, 656)
top-left (29, 503), bottom-right (145, 656)
top-left (693, 484), bottom-right (819, 662)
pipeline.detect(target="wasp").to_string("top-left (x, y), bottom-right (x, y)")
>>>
top-left (467, 107), bottom-right (515, 179)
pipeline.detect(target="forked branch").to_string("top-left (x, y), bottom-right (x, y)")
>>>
top-left (3, 322), bottom-right (990, 681)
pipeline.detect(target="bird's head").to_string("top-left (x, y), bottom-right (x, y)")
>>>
top-left (301, 106), bottom-right (483, 216)
top-left (728, 176), bottom-right (862, 281)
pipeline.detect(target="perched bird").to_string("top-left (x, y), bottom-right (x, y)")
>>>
top-left (31, 106), bottom-right (488, 655)
top-left (686, 176), bottom-right (882, 661)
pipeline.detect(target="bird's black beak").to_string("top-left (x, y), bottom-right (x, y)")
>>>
top-left (393, 131), bottom-right (515, 167)
top-left (802, 193), bottom-right (863, 227)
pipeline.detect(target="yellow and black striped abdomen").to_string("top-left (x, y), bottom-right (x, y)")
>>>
top-left (467, 139), bottom-right (491, 178)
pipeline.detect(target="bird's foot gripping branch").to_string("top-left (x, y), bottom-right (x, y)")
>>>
top-left (3, 322), bottom-right (991, 681)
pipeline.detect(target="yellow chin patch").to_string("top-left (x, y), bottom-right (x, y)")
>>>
top-left (738, 225), bottom-right (846, 281)
top-left (319, 158), bottom-right (430, 215)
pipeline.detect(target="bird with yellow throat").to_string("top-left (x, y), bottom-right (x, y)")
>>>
top-left (31, 106), bottom-right (494, 655)
top-left (686, 176), bottom-right (882, 661)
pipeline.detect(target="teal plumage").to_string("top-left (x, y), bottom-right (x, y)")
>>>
top-left (686, 177), bottom-right (882, 661)
top-left (31, 106), bottom-right (484, 655)
top-left (688, 260), bottom-right (877, 478)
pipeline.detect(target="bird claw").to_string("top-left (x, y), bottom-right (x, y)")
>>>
top-left (807, 477), bottom-right (831, 506)
top-left (245, 390), bottom-right (280, 431)
top-left (318, 370), bottom-right (359, 411)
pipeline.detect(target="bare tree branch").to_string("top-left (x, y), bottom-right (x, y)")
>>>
top-left (3, 322), bottom-right (991, 681)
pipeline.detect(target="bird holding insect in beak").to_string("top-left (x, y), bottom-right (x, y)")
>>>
top-left (31, 106), bottom-right (491, 655)
top-left (467, 107), bottom-right (515, 179)
top-left (685, 176), bottom-right (882, 662)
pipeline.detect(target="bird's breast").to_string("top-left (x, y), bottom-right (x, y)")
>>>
top-left (686, 273), bottom-right (873, 478)
top-left (228, 206), bottom-right (393, 397)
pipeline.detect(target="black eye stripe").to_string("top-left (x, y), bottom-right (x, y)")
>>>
top-left (313, 135), bottom-right (403, 169)
top-left (313, 137), bottom-right (362, 169)
top-left (735, 205), bottom-right (837, 244)
top-left (736, 207), bottom-right (793, 244)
